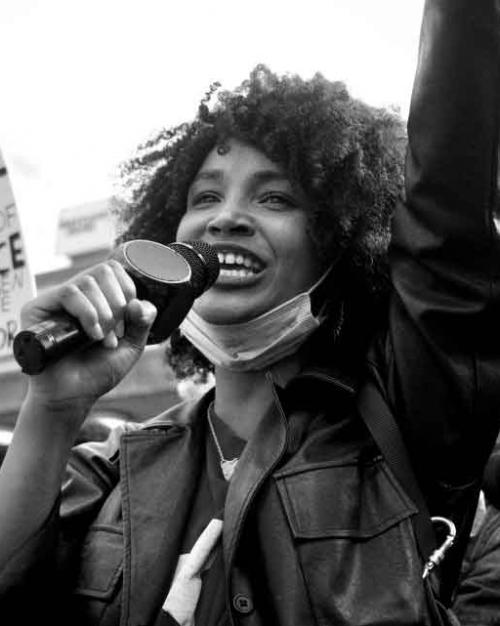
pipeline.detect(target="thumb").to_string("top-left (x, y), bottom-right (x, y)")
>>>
top-left (123, 299), bottom-right (157, 349)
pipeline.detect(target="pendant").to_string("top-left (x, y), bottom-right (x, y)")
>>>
top-left (221, 458), bottom-right (238, 481)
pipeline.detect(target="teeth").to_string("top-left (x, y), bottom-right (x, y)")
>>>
top-left (220, 268), bottom-right (254, 278)
top-left (217, 251), bottom-right (262, 273)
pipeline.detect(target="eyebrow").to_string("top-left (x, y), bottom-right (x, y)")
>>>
top-left (190, 168), bottom-right (289, 186)
top-left (250, 170), bottom-right (289, 185)
top-left (191, 169), bottom-right (224, 184)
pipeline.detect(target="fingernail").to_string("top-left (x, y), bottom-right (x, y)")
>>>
top-left (142, 301), bottom-right (157, 321)
top-left (103, 332), bottom-right (118, 349)
top-left (91, 323), bottom-right (104, 340)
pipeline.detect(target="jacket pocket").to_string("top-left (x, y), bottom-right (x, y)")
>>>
top-left (275, 456), bottom-right (416, 539)
top-left (74, 524), bottom-right (123, 600)
top-left (274, 458), bottom-right (430, 625)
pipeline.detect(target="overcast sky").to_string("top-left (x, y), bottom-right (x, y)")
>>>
top-left (0, 0), bottom-right (424, 275)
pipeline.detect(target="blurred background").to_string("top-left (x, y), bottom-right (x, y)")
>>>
top-left (0, 0), bottom-right (425, 457)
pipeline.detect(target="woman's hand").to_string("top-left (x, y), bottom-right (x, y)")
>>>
top-left (20, 259), bottom-right (157, 420)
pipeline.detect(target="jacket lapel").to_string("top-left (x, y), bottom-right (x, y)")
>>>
top-left (222, 367), bottom-right (355, 576)
top-left (223, 379), bottom-right (288, 574)
top-left (119, 398), bottom-right (209, 626)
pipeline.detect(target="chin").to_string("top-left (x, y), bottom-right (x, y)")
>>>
top-left (193, 297), bottom-right (264, 326)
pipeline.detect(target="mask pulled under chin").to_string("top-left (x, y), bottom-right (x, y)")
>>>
top-left (179, 272), bottom-right (330, 373)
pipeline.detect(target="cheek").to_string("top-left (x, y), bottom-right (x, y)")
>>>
top-left (176, 212), bottom-right (202, 241)
top-left (277, 220), bottom-right (320, 272)
top-left (285, 237), bottom-right (323, 287)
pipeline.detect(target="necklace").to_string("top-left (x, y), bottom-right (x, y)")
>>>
top-left (207, 407), bottom-right (239, 481)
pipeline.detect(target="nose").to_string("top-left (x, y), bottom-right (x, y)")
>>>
top-left (206, 202), bottom-right (254, 237)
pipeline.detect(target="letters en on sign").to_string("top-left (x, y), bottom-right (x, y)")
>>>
top-left (0, 150), bottom-right (35, 364)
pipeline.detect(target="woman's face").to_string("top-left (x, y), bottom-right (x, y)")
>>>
top-left (176, 139), bottom-right (324, 324)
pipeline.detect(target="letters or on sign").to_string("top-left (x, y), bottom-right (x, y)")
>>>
top-left (0, 150), bottom-right (35, 363)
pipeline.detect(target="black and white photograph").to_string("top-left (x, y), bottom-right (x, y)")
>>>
top-left (0, 1), bottom-right (499, 624)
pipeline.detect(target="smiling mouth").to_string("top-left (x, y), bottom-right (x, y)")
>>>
top-left (216, 251), bottom-right (264, 278)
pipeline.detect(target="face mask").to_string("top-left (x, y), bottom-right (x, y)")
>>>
top-left (179, 268), bottom-right (332, 372)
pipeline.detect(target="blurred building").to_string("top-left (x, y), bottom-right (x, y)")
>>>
top-left (0, 198), bottom-right (182, 451)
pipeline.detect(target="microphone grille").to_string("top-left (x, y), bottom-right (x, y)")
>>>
top-left (168, 240), bottom-right (220, 296)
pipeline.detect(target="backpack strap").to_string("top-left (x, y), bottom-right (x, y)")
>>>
top-left (357, 381), bottom-right (437, 565)
top-left (357, 382), bottom-right (460, 625)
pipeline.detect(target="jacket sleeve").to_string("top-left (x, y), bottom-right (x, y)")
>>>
top-left (388, 0), bottom-right (500, 494)
top-left (0, 424), bottom-right (126, 612)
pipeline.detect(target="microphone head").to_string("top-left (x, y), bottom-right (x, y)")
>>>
top-left (111, 239), bottom-right (219, 298)
top-left (169, 240), bottom-right (220, 296)
top-left (110, 238), bottom-right (220, 345)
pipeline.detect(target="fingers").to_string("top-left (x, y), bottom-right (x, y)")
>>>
top-left (51, 261), bottom-right (138, 343)
top-left (122, 300), bottom-right (157, 349)
top-left (22, 260), bottom-right (158, 355)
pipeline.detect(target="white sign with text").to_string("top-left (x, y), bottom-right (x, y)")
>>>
top-left (0, 150), bottom-right (35, 363)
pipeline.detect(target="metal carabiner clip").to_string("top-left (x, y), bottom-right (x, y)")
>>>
top-left (422, 516), bottom-right (457, 579)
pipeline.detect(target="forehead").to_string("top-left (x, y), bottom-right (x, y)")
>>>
top-left (192, 139), bottom-right (287, 184)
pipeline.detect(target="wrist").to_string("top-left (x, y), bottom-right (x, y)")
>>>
top-left (25, 378), bottom-right (98, 413)
top-left (20, 388), bottom-right (95, 438)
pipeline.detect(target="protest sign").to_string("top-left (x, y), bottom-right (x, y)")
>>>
top-left (0, 150), bottom-right (35, 366)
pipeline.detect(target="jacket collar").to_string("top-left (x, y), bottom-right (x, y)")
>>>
top-left (286, 364), bottom-right (356, 395)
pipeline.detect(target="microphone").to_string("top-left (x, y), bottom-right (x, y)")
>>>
top-left (13, 239), bottom-right (220, 375)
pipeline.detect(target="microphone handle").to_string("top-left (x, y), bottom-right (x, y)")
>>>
top-left (14, 316), bottom-right (92, 375)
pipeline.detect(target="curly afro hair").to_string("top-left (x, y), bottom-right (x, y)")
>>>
top-left (113, 65), bottom-right (406, 380)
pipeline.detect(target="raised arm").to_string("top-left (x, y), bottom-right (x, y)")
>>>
top-left (388, 0), bottom-right (500, 524)
top-left (382, 0), bottom-right (500, 602)
top-left (397, 0), bottom-right (500, 278)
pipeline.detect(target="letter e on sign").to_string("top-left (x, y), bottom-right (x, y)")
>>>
top-left (0, 150), bottom-right (35, 365)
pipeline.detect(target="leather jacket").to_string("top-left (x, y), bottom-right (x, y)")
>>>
top-left (1, 0), bottom-right (500, 624)
top-left (0, 375), bottom-right (452, 625)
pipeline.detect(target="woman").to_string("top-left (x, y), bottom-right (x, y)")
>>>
top-left (0, 1), bottom-right (499, 624)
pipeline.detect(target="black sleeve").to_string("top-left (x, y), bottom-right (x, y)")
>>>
top-left (388, 0), bottom-right (500, 493)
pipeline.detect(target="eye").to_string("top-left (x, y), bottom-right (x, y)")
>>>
top-left (190, 191), bottom-right (221, 208)
top-left (259, 192), bottom-right (297, 209)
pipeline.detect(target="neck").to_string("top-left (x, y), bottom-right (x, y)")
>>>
top-left (213, 355), bottom-right (301, 440)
